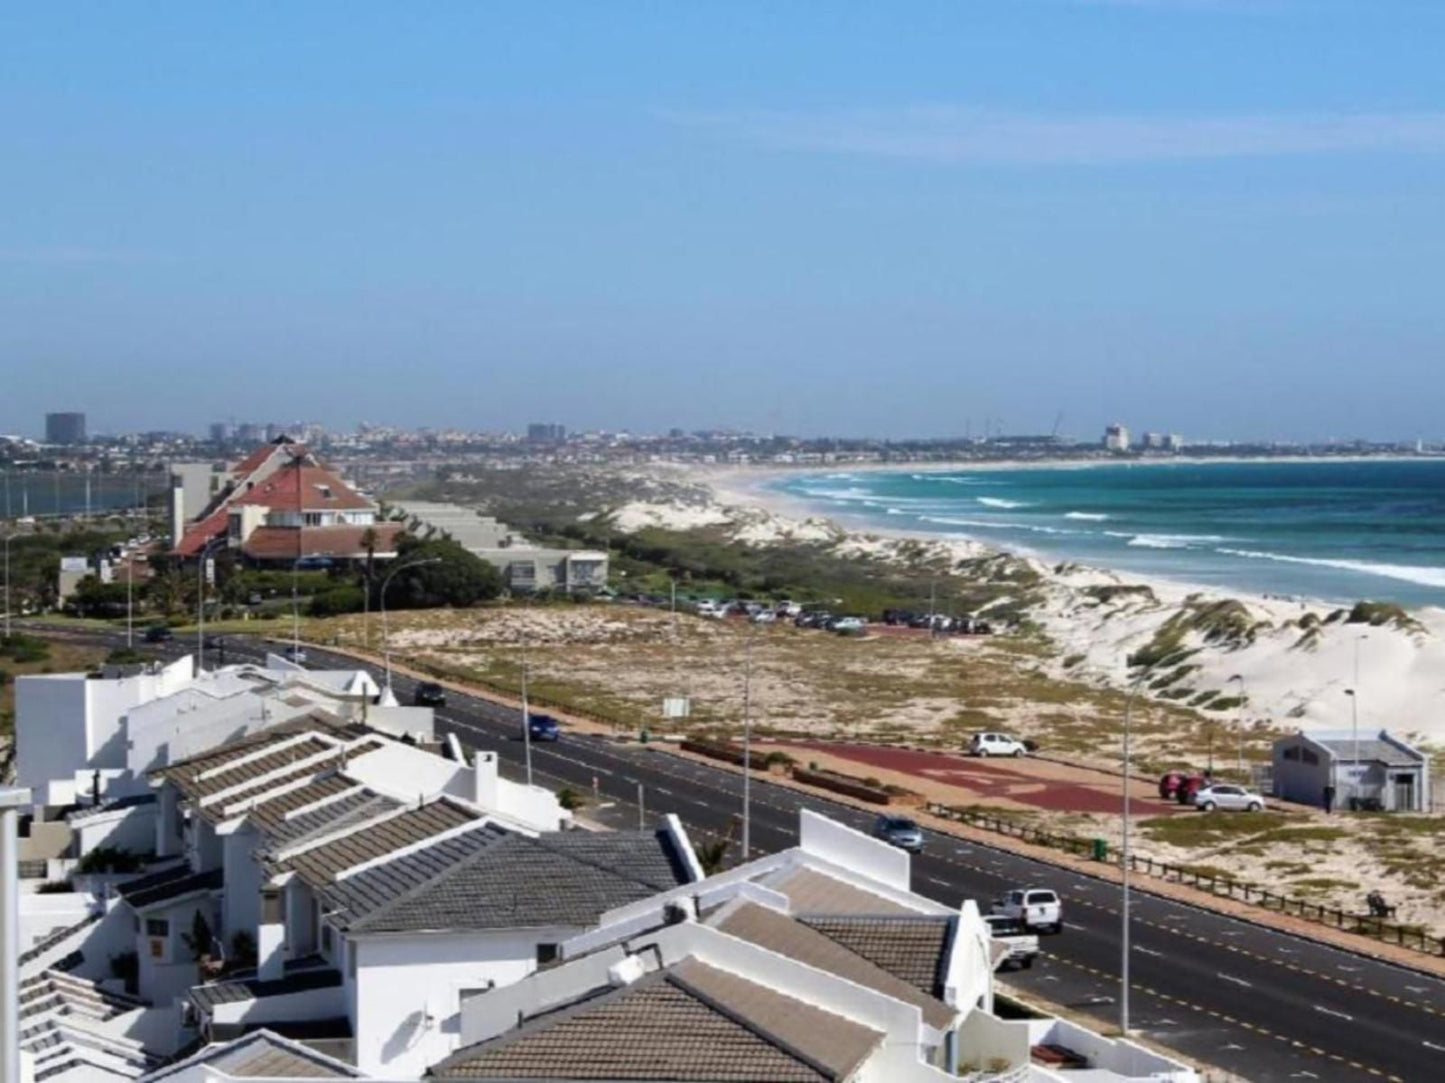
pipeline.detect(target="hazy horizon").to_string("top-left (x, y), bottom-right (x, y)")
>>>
top-left (4, 2), bottom-right (1444, 442)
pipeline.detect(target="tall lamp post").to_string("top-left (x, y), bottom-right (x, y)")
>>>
top-left (1228, 674), bottom-right (1247, 776)
top-left (1344, 634), bottom-right (1368, 804)
top-left (2, 532), bottom-right (12, 641)
top-left (741, 618), bottom-right (758, 860)
top-left (1120, 658), bottom-right (1160, 1037)
top-left (379, 557), bottom-right (442, 696)
top-left (196, 537), bottom-right (224, 675)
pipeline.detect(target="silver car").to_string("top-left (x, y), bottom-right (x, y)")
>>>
top-left (1193, 784), bottom-right (1266, 813)
top-left (872, 815), bottom-right (924, 853)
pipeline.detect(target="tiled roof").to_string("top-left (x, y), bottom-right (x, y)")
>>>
top-left (271, 798), bottom-right (480, 890)
top-left (150, 715), bottom-right (360, 791)
top-left (765, 866), bottom-right (915, 916)
top-left (799, 915), bottom-right (954, 998)
top-left (174, 507), bottom-right (232, 557)
top-left (138, 1028), bottom-right (362, 1081)
top-left (188, 964), bottom-right (342, 1013)
top-left (232, 462), bottom-right (373, 511)
top-left (713, 903), bottom-right (955, 1030)
top-left (115, 866), bottom-right (223, 912)
top-left (430, 958), bottom-right (879, 1081)
top-left (332, 828), bottom-right (690, 934)
top-left (241, 522), bottom-right (402, 561)
top-left (20, 969), bottom-right (147, 1023)
top-left (231, 439), bottom-right (297, 479)
top-left (249, 781), bottom-right (402, 849)
top-left (19, 913), bottom-right (100, 968)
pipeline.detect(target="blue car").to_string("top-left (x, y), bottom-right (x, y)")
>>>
top-left (526, 713), bottom-right (561, 742)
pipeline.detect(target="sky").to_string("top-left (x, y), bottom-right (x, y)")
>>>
top-left (2, 1), bottom-right (1444, 443)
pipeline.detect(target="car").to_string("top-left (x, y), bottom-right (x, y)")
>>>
top-left (992, 888), bottom-right (1063, 934)
top-left (968, 732), bottom-right (1028, 758)
top-left (526, 713), bottom-right (561, 742)
top-left (413, 681), bottom-right (447, 707)
top-left (695, 600), bottom-right (726, 619)
top-left (832, 616), bottom-right (866, 634)
top-left (750, 609), bottom-right (776, 624)
top-left (1193, 784), bottom-right (1266, 813)
top-left (246, 592), bottom-right (263, 606)
top-left (982, 915), bottom-right (1040, 969)
top-left (202, 634), bottom-right (224, 649)
top-left (143, 625), bottom-right (173, 643)
top-left (774, 601), bottom-right (802, 618)
top-left (282, 645), bottom-right (308, 664)
top-left (872, 815), bottom-right (924, 853)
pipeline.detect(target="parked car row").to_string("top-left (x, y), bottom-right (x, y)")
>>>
top-left (881, 610), bottom-right (995, 635)
top-left (1158, 771), bottom-right (1267, 812)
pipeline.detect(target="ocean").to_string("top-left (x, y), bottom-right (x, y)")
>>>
top-left (771, 459), bottom-right (1445, 609)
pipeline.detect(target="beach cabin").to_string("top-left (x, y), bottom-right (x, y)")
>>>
top-left (1272, 729), bottom-right (1429, 812)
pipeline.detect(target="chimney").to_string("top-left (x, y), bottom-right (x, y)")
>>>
top-left (473, 751), bottom-right (499, 811)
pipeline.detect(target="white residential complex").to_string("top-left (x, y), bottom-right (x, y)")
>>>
top-left (4, 651), bottom-right (1197, 1083)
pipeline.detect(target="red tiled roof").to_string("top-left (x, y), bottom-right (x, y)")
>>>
top-left (241, 523), bottom-right (403, 561)
top-left (174, 507), bottom-right (232, 557)
top-left (230, 437), bottom-right (300, 478)
top-left (232, 462), bottom-right (373, 512)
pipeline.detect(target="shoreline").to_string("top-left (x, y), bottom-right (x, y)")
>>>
top-left (636, 461), bottom-right (1445, 745)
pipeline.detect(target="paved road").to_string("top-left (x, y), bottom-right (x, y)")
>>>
top-left (44, 629), bottom-right (1445, 1081)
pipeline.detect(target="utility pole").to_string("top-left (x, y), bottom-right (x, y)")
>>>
top-left (742, 620), bottom-right (755, 860)
top-left (1229, 674), bottom-right (1246, 776)
top-left (2, 533), bottom-right (11, 640)
top-left (520, 619), bottom-right (533, 787)
top-left (1120, 658), bottom-right (1160, 1037)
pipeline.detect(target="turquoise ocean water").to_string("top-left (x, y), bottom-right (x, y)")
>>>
top-left (771, 459), bottom-right (1445, 609)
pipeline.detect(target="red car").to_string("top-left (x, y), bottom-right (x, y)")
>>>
top-left (1158, 771), bottom-right (1208, 803)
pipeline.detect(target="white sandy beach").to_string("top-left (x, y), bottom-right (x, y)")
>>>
top-left (613, 462), bottom-right (1445, 751)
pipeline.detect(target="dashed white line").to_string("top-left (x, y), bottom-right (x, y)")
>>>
top-left (1313, 1006), bottom-right (1353, 1021)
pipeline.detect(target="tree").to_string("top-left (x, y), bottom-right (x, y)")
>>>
top-left (386, 535), bottom-right (502, 609)
top-left (66, 575), bottom-right (134, 618)
top-left (182, 909), bottom-right (215, 962)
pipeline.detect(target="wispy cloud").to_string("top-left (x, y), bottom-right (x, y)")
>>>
top-left (663, 106), bottom-right (1445, 165)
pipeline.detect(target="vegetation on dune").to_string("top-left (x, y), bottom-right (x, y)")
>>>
top-left (1346, 600), bottom-right (1425, 635)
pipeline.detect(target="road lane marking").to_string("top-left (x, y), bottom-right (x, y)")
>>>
top-left (1217, 973), bottom-right (1252, 988)
top-left (1313, 1006), bottom-right (1353, 1021)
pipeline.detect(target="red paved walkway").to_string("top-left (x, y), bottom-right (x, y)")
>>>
top-left (796, 742), bottom-right (1180, 815)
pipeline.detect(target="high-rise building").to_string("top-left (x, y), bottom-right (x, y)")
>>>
top-left (45, 412), bottom-right (86, 445)
top-left (209, 421), bottom-right (233, 444)
top-left (527, 422), bottom-right (567, 443)
top-left (1102, 423), bottom-right (1130, 453)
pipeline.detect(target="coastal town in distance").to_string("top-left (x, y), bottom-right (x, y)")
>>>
top-left (2, 409), bottom-right (1444, 1083)
top-left (7, 3), bottom-right (1445, 1081)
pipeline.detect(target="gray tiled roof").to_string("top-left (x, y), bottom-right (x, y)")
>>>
top-left (188, 965), bottom-right (342, 1013)
top-left (714, 903), bottom-right (955, 1030)
top-left (152, 717), bottom-right (358, 797)
top-left (765, 866), bottom-right (915, 915)
top-left (799, 915), bottom-right (955, 997)
top-left (138, 1029), bottom-right (362, 1080)
top-left (430, 959), bottom-right (878, 1080)
top-left (270, 798), bottom-right (481, 889)
top-left (333, 828), bottom-right (690, 934)
top-left (115, 866), bottom-right (223, 912)
top-left (261, 789), bottom-right (401, 849)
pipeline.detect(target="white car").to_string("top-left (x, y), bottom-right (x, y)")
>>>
top-left (1193, 784), bottom-right (1266, 813)
top-left (750, 609), bottom-right (777, 624)
top-left (982, 915), bottom-right (1040, 969)
top-left (832, 616), bottom-right (866, 633)
top-left (968, 732), bottom-right (1028, 757)
top-left (992, 888), bottom-right (1063, 934)
top-left (695, 600), bottom-right (726, 619)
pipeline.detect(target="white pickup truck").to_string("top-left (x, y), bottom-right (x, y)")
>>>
top-left (982, 915), bottom-right (1040, 969)
top-left (991, 887), bottom-right (1063, 934)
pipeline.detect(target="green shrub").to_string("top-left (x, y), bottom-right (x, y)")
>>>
top-left (309, 586), bottom-right (366, 618)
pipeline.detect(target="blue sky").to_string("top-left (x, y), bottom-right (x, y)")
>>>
top-left (3, 1), bottom-right (1443, 441)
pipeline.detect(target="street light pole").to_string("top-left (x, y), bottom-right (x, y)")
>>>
top-left (196, 538), bottom-right (222, 675)
top-left (1228, 674), bottom-right (1246, 776)
top-left (741, 619), bottom-right (756, 860)
top-left (125, 546), bottom-right (134, 649)
top-left (1120, 660), bottom-right (1157, 1038)
top-left (520, 618), bottom-right (532, 788)
top-left (1353, 634), bottom-right (1367, 777)
top-left (379, 557), bottom-right (441, 695)
top-left (2, 532), bottom-right (11, 641)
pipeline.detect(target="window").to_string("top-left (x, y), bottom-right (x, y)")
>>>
top-left (536, 943), bottom-right (559, 965)
top-left (303, 512), bottom-right (324, 526)
top-left (1302, 749), bottom-right (1319, 766)
top-left (1283, 746), bottom-right (1299, 761)
top-left (261, 889), bottom-right (283, 924)
top-left (146, 918), bottom-right (169, 937)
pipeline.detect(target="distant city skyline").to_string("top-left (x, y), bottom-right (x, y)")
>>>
top-left (4, 3), bottom-right (1444, 442)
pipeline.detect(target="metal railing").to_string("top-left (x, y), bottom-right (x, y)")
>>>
top-left (926, 802), bottom-right (1445, 958)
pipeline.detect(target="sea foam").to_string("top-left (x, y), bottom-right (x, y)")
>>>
top-left (1216, 549), bottom-right (1445, 590)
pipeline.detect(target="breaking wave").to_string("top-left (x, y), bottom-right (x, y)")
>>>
top-left (1215, 549), bottom-right (1445, 590)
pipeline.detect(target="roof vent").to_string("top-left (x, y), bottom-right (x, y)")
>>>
top-left (607, 955), bottom-right (647, 988)
top-left (664, 898), bottom-right (697, 926)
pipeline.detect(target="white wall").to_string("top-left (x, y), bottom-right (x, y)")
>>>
top-left (75, 804), bottom-right (157, 857)
top-left (353, 928), bottom-right (567, 1078)
top-left (798, 808), bottom-right (911, 891)
top-left (220, 828), bottom-right (263, 947)
top-left (15, 675), bottom-right (91, 795)
top-left (135, 896), bottom-right (216, 1008)
top-left (19, 891), bottom-right (94, 952)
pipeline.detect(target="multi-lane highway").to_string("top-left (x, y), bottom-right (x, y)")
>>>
top-left (39, 628), bottom-right (1445, 1082)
